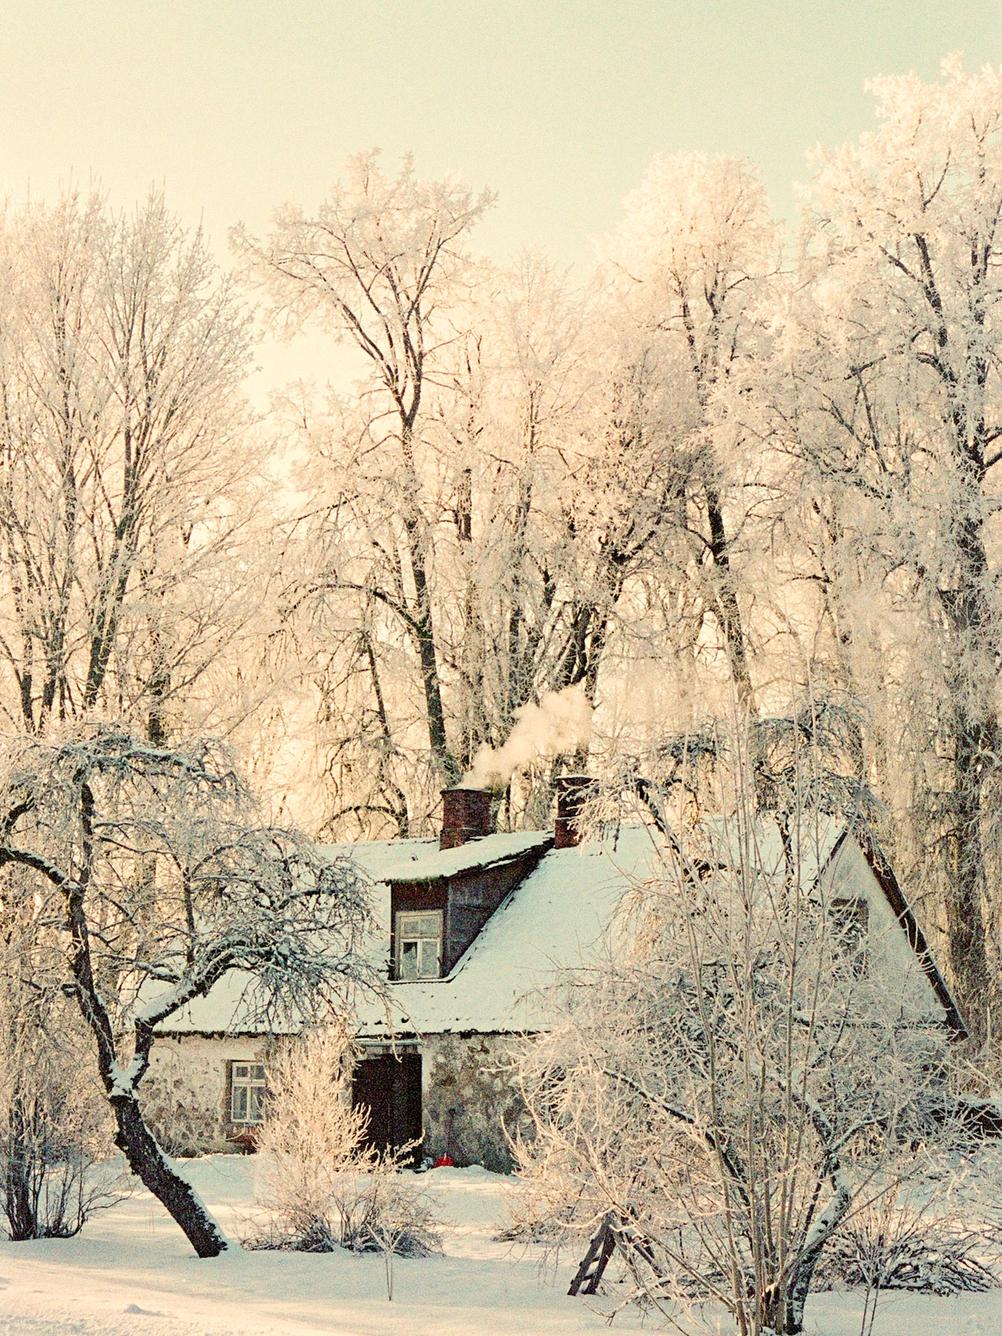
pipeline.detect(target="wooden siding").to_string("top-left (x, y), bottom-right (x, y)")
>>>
top-left (388, 841), bottom-right (551, 978)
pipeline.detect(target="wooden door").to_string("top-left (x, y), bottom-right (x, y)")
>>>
top-left (351, 1052), bottom-right (422, 1161)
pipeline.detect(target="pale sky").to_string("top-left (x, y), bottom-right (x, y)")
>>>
top-left (3, 0), bottom-right (1001, 389)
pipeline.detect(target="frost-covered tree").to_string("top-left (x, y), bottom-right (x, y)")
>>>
top-left (0, 918), bottom-right (120, 1240)
top-left (772, 58), bottom-right (1002, 1027)
top-left (601, 154), bottom-right (779, 712)
top-left (513, 767), bottom-right (964, 1335)
top-left (0, 191), bottom-right (263, 744)
top-left (236, 154), bottom-right (493, 792)
top-left (0, 726), bottom-right (375, 1257)
top-left (436, 257), bottom-right (589, 772)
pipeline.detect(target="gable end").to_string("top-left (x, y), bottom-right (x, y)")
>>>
top-left (823, 828), bottom-right (967, 1039)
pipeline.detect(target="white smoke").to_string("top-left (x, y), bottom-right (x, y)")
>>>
top-left (463, 684), bottom-right (593, 789)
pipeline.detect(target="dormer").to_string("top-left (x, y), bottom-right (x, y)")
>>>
top-left (386, 787), bottom-right (552, 980)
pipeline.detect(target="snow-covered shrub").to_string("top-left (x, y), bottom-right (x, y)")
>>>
top-left (0, 931), bottom-right (123, 1239)
top-left (247, 1025), bottom-right (441, 1259)
top-left (511, 762), bottom-right (972, 1336)
top-left (819, 1157), bottom-right (1002, 1297)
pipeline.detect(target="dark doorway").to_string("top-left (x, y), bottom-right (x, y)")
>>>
top-left (351, 1051), bottom-right (422, 1162)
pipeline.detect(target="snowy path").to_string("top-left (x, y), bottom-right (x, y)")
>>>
top-left (0, 1157), bottom-right (999, 1334)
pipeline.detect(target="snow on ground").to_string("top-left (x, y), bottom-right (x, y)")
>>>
top-left (0, 1156), bottom-right (999, 1335)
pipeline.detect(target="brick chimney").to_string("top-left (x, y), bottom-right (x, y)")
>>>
top-left (554, 775), bottom-right (596, 849)
top-left (440, 786), bottom-right (492, 850)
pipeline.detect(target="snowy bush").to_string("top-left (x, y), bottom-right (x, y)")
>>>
top-left (511, 763), bottom-right (974, 1336)
top-left (246, 1025), bottom-right (441, 1261)
top-left (0, 933), bottom-right (124, 1239)
top-left (818, 1157), bottom-right (1002, 1298)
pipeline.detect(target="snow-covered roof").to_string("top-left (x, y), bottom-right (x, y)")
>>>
top-left (699, 813), bottom-right (842, 888)
top-left (355, 824), bottom-right (661, 1037)
top-left (377, 830), bottom-right (552, 882)
top-left (156, 825), bottom-right (659, 1037)
top-left (156, 813), bottom-right (964, 1040)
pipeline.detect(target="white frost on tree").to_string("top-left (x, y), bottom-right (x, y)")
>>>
top-left (0, 725), bottom-right (377, 1257)
top-left (512, 759), bottom-right (968, 1335)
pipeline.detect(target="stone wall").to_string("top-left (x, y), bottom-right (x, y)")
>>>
top-left (145, 1029), bottom-right (527, 1171)
top-left (419, 1032), bottom-right (524, 1173)
top-left (143, 1034), bottom-right (269, 1154)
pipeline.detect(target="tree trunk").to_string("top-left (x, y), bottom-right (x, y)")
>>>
top-left (455, 465), bottom-right (489, 772)
top-left (946, 708), bottom-right (993, 1029)
top-left (940, 507), bottom-right (994, 1035)
top-left (362, 630), bottom-right (409, 837)
top-left (111, 1095), bottom-right (229, 1258)
top-left (407, 553), bottom-right (455, 782)
top-left (63, 868), bottom-right (230, 1259)
top-left (3, 1092), bottom-right (39, 1241)
top-left (704, 481), bottom-right (754, 712)
top-left (399, 421), bottom-right (455, 783)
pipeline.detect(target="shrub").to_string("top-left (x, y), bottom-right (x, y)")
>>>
top-left (245, 1024), bottom-right (442, 1265)
top-left (0, 958), bottom-right (124, 1240)
top-left (819, 1163), bottom-right (1002, 1297)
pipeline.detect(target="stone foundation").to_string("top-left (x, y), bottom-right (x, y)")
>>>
top-left (143, 1029), bottom-right (527, 1171)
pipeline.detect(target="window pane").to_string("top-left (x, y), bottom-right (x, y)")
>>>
top-left (400, 940), bottom-right (418, 980)
top-left (418, 937), bottom-right (440, 978)
top-left (399, 911), bottom-right (440, 937)
top-left (829, 899), bottom-right (868, 977)
top-left (830, 899), bottom-right (867, 946)
top-left (233, 1064), bottom-right (248, 1080)
top-left (250, 1065), bottom-right (266, 1084)
top-left (249, 1087), bottom-right (265, 1122)
top-left (232, 1085), bottom-right (248, 1122)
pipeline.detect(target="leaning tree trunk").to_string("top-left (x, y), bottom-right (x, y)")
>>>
top-left (64, 879), bottom-right (230, 1258)
top-left (111, 1094), bottom-right (228, 1258)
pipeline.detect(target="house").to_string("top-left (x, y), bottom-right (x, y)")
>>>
top-left (142, 780), bottom-right (966, 1168)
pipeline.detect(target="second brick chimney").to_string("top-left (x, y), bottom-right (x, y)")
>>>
top-left (440, 786), bottom-right (492, 850)
top-left (554, 775), bottom-right (596, 849)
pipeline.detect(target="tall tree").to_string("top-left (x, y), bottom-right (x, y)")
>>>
top-left (602, 153), bottom-right (779, 713)
top-left (236, 153), bottom-right (493, 787)
top-left (779, 58), bottom-right (1002, 1028)
top-left (0, 191), bottom-right (262, 742)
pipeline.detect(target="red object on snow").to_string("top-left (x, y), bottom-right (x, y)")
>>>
top-left (433, 1154), bottom-right (454, 1168)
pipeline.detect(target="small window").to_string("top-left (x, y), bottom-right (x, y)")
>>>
top-left (230, 1062), bottom-right (266, 1123)
top-left (395, 910), bottom-right (442, 980)
top-left (829, 898), bottom-right (869, 976)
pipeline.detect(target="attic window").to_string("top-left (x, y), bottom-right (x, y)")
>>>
top-left (230, 1062), bottom-right (266, 1124)
top-left (829, 897), bottom-right (869, 977)
top-left (395, 910), bottom-right (442, 980)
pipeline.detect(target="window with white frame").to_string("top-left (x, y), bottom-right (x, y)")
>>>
top-left (230, 1062), bottom-right (266, 1123)
top-left (395, 909), bottom-right (442, 980)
